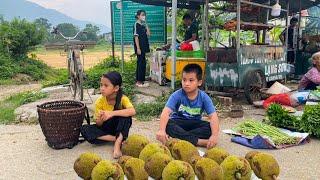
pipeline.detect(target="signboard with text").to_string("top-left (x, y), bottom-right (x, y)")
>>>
top-left (111, 0), bottom-right (166, 44)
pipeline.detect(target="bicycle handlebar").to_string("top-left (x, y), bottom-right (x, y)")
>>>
top-left (51, 27), bottom-right (87, 41)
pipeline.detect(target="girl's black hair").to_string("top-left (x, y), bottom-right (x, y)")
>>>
top-left (135, 9), bottom-right (146, 19)
top-left (103, 71), bottom-right (123, 110)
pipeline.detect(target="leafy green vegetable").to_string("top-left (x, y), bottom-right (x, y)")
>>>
top-left (266, 104), bottom-right (300, 130)
top-left (300, 104), bottom-right (320, 138)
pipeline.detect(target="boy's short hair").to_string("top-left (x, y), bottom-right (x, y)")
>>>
top-left (183, 14), bottom-right (192, 20)
top-left (182, 64), bottom-right (203, 80)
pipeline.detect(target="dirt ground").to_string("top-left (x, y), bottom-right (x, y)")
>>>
top-left (1, 107), bottom-right (320, 180)
top-left (35, 50), bottom-right (134, 70)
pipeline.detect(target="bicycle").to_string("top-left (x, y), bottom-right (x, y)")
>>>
top-left (51, 27), bottom-right (89, 101)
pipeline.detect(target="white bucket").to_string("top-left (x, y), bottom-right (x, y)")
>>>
top-left (190, 40), bottom-right (200, 51)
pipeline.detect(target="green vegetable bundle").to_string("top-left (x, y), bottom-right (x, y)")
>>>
top-left (266, 104), bottom-right (299, 130)
top-left (311, 88), bottom-right (320, 98)
top-left (233, 120), bottom-right (298, 145)
top-left (300, 104), bottom-right (320, 138)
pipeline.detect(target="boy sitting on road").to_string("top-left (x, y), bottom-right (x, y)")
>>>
top-left (156, 64), bottom-right (220, 149)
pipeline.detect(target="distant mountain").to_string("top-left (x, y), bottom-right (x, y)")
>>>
top-left (0, 0), bottom-right (110, 33)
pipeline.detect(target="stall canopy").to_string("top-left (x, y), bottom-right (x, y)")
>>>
top-left (130, 0), bottom-right (206, 9)
top-left (131, 0), bottom-right (320, 13)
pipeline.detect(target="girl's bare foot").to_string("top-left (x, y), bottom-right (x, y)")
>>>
top-left (113, 133), bottom-right (124, 159)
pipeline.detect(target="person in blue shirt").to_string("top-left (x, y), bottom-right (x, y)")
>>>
top-left (156, 64), bottom-right (220, 149)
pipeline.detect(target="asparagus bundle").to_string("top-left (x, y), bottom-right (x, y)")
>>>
top-left (233, 120), bottom-right (298, 145)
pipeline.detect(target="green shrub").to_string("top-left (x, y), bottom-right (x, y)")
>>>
top-left (18, 58), bottom-right (53, 81)
top-left (0, 51), bottom-right (60, 83)
top-left (134, 94), bottom-right (170, 121)
top-left (84, 56), bottom-right (136, 99)
top-left (0, 53), bottom-right (20, 79)
top-left (42, 69), bottom-right (68, 88)
top-left (0, 18), bottom-right (45, 58)
top-left (135, 101), bottom-right (166, 121)
top-left (0, 91), bottom-right (48, 124)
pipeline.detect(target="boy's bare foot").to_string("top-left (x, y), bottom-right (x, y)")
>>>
top-left (113, 149), bottom-right (122, 159)
top-left (97, 135), bottom-right (116, 142)
top-left (197, 139), bottom-right (209, 147)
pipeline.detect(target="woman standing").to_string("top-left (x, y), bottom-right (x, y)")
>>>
top-left (133, 10), bottom-right (150, 87)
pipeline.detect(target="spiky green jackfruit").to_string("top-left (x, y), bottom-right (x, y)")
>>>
top-left (74, 152), bottom-right (102, 180)
top-left (121, 134), bottom-right (149, 158)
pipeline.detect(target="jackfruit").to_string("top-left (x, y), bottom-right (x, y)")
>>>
top-left (165, 138), bottom-right (179, 153)
top-left (251, 153), bottom-right (280, 180)
top-left (190, 155), bottom-right (202, 169)
top-left (245, 151), bottom-right (260, 169)
top-left (144, 152), bottom-right (172, 180)
top-left (118, 155), bottom-right (133, 170)
top-left (123, 158), bottom-right (148, 180)
top-left (162, 160), bottom-right (195, 180)
top-left (204, 147), bottom-right (230, 164)
top-left (220, 155), bottom-right (252, 180)
top-left (121, 134), bottom-right (149, 158)
top-left (171, 140), bottom-right (199, 164)
top-left (139, 143), bottom-right (171, 162)
top-left (74, 152), bottom-right (102, 180)
top-left (91, 160), bottom-right (124, 180)
top-left (195, 158), bottom-right (223, 180)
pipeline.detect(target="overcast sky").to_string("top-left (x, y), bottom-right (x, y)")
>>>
top-left (26, 0), bottom-right (114, 27)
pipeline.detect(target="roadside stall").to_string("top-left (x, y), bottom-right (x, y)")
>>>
top-left (205, 0), bottom-right (320, 104)
top-left (129, 0), bottom-right (320, 103)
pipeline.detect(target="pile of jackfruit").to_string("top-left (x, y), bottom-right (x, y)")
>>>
top-left (74, 134), bottom-right (280, 180)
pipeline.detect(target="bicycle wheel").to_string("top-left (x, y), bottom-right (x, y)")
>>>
top-left (76, 61), bottom-right (84, 101)
top-left (73, 50), bottom-right (84, 101)
top-left (69, 51), bottom-right (77, 99)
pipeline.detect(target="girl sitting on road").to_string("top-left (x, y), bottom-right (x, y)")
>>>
top-left (81, 71), bottom-right (136, 159)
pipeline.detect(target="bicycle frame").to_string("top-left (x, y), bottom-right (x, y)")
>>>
top-left (52, 27), bottom-right (86, 101)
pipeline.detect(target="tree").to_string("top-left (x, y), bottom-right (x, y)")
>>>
top-left (34, 18), bottom-right (51, 31)
top-left (34, 18), bottom-right (52, 43)
top-left (0, 15), bottom-right (4, 23)
top-left (79, 24), bottom-right (100, 41)
top-left (0, 18), bottom-right (45, 58)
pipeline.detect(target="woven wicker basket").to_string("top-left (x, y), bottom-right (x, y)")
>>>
top-left (37, 100), bottom-right (89, 149)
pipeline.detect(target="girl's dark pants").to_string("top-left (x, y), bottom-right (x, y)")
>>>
top-left (136, 53), bottom-right (146, 82)
top-left (166, 119), bottom-right (212, 146)
top-left (80, 116), bottom-right (132, 145)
